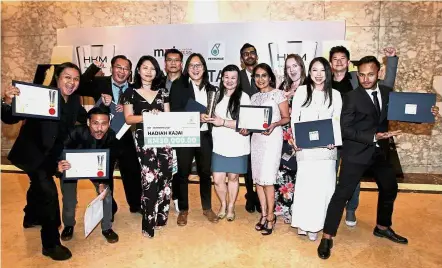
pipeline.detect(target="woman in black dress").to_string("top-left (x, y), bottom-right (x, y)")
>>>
top-left (122, 55), bottom-right (172, 238)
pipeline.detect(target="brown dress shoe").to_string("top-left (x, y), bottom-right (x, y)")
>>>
top-left (203, 209), bottom-right (219, 223)
top-left (177, 211), bottom-right (188, 226)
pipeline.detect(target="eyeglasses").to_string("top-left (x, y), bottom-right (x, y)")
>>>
top-left (166, 58), bottom-right (182, 63)
top-left (188, 63), bottom-right (203, 70)
top-left (242, 51), bottom-right (257, 57)
top-left (254, 73), bottom-right (268, 79)
top-left (113, 65), bottom-right (131, 73)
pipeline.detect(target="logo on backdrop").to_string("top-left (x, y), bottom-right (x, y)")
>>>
top-left (153, 46), bottom-right (193, 58)
top-left (207, 42), bottom-right (225, 63)
top-left (76, 45), bottom-right (116, 76)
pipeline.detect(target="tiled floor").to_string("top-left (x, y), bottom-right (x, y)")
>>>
top-left (1, 172), bottom-right (442, 268)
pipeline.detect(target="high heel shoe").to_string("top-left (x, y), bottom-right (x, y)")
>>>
top-left (217, 207), bottom-right (227, 219)
top-left (255, 215), bottom-right (267, 231)
top-left (226, 211), bottom-right (236, 222)
top-left (261, 215), bottom-right (277, 236)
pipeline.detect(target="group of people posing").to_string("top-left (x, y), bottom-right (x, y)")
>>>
top-left (3, 42), bottom-right (437, 261)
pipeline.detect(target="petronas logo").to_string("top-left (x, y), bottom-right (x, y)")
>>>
top-left (211, 43), bottom-right (221, 56)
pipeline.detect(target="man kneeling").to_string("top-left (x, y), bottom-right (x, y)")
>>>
top-left (57, 106), bottom-right (118, 243)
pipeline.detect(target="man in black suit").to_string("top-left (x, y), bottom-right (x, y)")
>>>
top-left (317, 56), bottom-right (408, 259)
top-left (77, 55), bottom-right (142, 215)
top-left (238, 43), bottom-right (260, 213)
top-left (1, 63), bottom-right (87, 260)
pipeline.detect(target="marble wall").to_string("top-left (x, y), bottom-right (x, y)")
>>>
top-left (1, 0), bottom-right (441, 173)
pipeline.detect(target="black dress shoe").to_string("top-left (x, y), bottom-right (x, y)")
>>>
top-left (23, 219), bottom-right (40, 229)
top-left (373, 226), bottom-right (408, 244)
top-left (102, 229), bottom-right (119, 243)
top-left (255, 203), bottom-right (262, 213)
top-left (317, 238), bottom-right (333, 259)
top-left (245, 199), bottom-right (256, 213)
top-left (42, 244), bottom-right (72, 261)
top-left (61, 226), bottom-right (74, 241)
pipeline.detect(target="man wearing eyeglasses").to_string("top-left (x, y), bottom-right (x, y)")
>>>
top-left (239, 43), bottom-right (261, 214)
top-left (77, 55), bottom-right (142, 218)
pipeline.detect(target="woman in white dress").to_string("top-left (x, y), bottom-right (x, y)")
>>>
top-left (290, 57), bottom-right (342, 241)
top-left (207, 65), bottom-right (251, 221)
top-left (240, 63), bottom-right (290, 235)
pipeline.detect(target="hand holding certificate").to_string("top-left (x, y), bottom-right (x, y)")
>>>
top-left (61, 149), bottom-right (110, 180)
top-left (387, 92), bottom-right (437, 123)
top-left (294, 119), bottom-right (342, 149)
top-left (236, 105), bottom-right (273, 133)
top-left (11, 80), bottom-right (60, 120)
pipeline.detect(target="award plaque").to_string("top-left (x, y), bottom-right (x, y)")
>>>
top-left (206, 89), bottom-right (220, 118)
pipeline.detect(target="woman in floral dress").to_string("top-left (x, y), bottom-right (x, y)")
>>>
top-left (123, 55), bottom-right (172, 238)
top-left (274, 54), bottom-right (306, 224)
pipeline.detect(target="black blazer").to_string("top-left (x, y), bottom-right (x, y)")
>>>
top-left (341, 85), bottom-right (391, 165)
top-left (1, 95), bottom-right (87, 173)
top-left (239, 69), bottom-right (258, 97)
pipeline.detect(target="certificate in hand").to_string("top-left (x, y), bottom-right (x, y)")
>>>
top-left (387, 92), bottom-right (436, 123)
top-left (84, 189), bottom-right (107, 238)
top-left (62, 149), bottom-right (110, 180)
top-left (143, 112), bottom-right (201, 148)
top-left (95, 99), bottom-right (130, 140)
top-left (236, 105), bottom-right (273, 133)
top-left (12, 80), bottom-right (60, 120)
top-left (294, 119), bottom-right (340, 149)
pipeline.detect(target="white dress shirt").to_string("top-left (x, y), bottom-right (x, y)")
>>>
top-left (246, 69), bottom-right (252, 85)
top-left (191, 80), bottom-right (208, 131)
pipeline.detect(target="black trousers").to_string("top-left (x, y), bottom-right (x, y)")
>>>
top-left (175, 131), bottom-right (213, 211)
top-left (26, 165), bottom-right (62, 249)
top-left (115, 131), bottom-right (142, 211)
top-left (323, 148), bottom-right (398, 236)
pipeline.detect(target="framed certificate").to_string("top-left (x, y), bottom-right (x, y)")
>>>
top-left (387, 92), bottom-right (436, 123)
top-left (11, 80), bottom-right (61, 120)
top-left (236, 105), bottom-right (273, 133)
top-left (294, 119), bottom-right (336, 149)
top-left (62, 149), bottom-right (110, 180)
top-left (143, 112), bottom-right (201, 148)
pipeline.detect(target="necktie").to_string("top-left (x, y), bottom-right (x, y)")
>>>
top-left (250, 76), bottom-right (257, 93)
top-left (113, 83), bottom-right (124, 104)
top-left (372, 91), bottom-right (381, 117)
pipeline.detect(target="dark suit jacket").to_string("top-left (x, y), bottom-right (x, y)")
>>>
top-left (239, 69), bottom-right (258, 97)
top-left (169, 76), bottom-right (217, 132)
top-left (1, 95), bottom-right (87, 173)
top-left (341, 85), bottom-right (391, 165)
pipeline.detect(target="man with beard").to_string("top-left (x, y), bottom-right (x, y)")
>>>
top-left (317, 56), bottom-right (437, 259)
top-left (164, 48), bottom-right (184, 213)
top-left (238, 43), bottom-right (260, 213)
top-left (77, 55), bottom-right (142, 216)
top-left (329, 46), bottom-right (398, 228)
top-left (57, 106), bottom-right (119, 243)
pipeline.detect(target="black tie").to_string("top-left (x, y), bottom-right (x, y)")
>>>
top-left (372, 91), bottom-right (381, 117)
top-left (113, 83), bottom-right (124, 104)
top-left (250, 76), bottom-right (257, 94)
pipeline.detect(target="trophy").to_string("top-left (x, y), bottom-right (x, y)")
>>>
top-left (97, 155), bottom-right (104, 177)
top-left (206, 88), bottom-right (220, 118)
top-left (49, 90), bottom-right (56, 115)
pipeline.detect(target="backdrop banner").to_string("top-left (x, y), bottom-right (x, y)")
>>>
top-left (57, 21), bottom-right (346, 86)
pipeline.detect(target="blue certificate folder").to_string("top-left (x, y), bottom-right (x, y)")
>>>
top-left (95, 99), bottom-right (126, 133)
top-left (294, 119), bottom-right (334, 149)
top-left (185, 99), bottom-right (206, 113)
top-left (387, 92), bottom-right (436, 123)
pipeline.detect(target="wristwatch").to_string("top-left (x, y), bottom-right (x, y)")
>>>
top-left (1, 97), bottom-right (11, 106)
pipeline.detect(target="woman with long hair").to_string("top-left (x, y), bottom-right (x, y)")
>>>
top-left (240, 63), bottom-right (290, 235)
top-left (290, 57), bottom-right (342, 241)
top-left (275, 54), bottom-right (306, 224)
top-left (206, 64), bottom-right (251, 221)
top-left (122, 55), bottom-right (172, 238)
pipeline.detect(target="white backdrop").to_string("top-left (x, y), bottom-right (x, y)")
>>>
top-left (56, 21), bottom-right (346, 85)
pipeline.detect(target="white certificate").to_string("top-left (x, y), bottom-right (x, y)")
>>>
top-left (84, 189), bottom-right (107, 238)
top-left (237, 105), bottom-right (273, 133)
top-left (62, 149), bottom-right (110, 179)
top-left (332, 115), bottom-right (343, 146)
top-left (143, 112), bottom-right (200, 148)
top-left (12, 80), bottom-right (60, 120)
